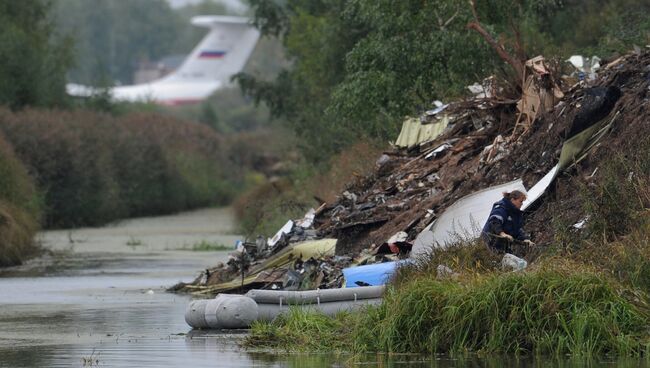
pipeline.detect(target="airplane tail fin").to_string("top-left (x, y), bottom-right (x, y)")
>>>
top-left (162, 15), bottom-right (260, 85)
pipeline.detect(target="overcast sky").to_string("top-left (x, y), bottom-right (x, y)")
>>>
top-left (166, 0), bottom-right (246, 12)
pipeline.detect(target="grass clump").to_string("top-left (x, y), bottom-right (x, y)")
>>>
top-left (188, 240), bottom-right (230, 251)
top-left (244, 308), bottom-right (357, 352)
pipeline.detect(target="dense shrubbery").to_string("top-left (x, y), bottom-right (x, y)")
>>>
top-left (0, 108), bottom-right (239, 228)
top-left (0, 132), bottom-right (40, 266)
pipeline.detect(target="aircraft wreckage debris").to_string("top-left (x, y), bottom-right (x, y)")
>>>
top-left (172, 50), bottom-right (650, 298)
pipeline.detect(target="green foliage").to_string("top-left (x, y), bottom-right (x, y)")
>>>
top-left (540, 0), bottom-right (650, 56)
top-left (241, 0), bottom-right (650, 164)
top-left (328, 1), bottom-right (496, 131)
top-left (581, 150), bottom-right (650, 241)
top-left (233, 177), bottom-right (311, 238)
top-left (373, 270), bottom-right (648, 356)
top-left (0, 108), bottom-right (242, 228)
top-left (54, 0), bottom-right (180, 85)
top-left (395, 240), bottom-right (500, 286)
top-left (0, 0), bottom-right (72, 109)
top-left (238, 0), bottom-right (368, 161)
top-left (245, 308), bottom-right (356, 352)
top-left (232, 140), bottom-right (384, 238)
top-left (170, 87), bottom-right (279, 134)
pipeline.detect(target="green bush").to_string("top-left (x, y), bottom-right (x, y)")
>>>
top-left (0, 131), bottom-right (40, 266)
top-left (0, 108), bottom-right (239, 228)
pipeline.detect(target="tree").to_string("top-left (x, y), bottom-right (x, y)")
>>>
top-left (54, 0), bottom-right (180, 85)
top-left (240, 0), bottom-right (650, 162)
top-left (0, 0), bottom-right (72, 109)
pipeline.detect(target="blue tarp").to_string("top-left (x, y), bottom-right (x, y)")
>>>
top-left (343, 260), bottom-right (413, 288)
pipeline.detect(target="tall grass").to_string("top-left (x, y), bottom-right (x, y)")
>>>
top-left (0, 108), bottom-right (240, 228)
top-left (245, 308), bottom-right (355, 352)
top-left (548, 135), bottom-right (650, 292)
top-left (369, 268), bottom-right (648, 356)
top-left (245, 267), bottom-right (650, 356)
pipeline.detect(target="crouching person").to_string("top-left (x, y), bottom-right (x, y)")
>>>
top-left (481, 190), bottom-right (535, 254)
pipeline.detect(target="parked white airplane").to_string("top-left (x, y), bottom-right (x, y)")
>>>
top-left (66, 15), bottom-right (260, 106)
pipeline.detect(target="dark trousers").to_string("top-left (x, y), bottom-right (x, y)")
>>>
top-left (481, 232), bottom-right (511, 254)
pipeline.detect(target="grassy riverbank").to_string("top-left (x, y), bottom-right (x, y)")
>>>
top-left (245, 259), bottom-right (650, 356)
top-left (245, 211), bottom-right (650, 356)
top-left (243, 123), bottom-right (650, 356)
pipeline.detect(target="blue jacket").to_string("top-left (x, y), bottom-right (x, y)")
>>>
top-left (482, 198), bottom-right (529, 241)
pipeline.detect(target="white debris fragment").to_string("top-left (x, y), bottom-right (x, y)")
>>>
top-left (573, 217), bottom-right (589, 229)
top-left (502, 253), bottom-right (527, 271)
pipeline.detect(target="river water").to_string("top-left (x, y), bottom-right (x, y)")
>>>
top-left (0, 208), bottom-right (646, 367)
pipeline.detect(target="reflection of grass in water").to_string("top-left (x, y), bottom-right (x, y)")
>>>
top-left (179, 240), bottom-right (231, 251)
top-left (126, 236), bottom-right (144, 247)
top-left (81, 348), bottom-right (100, 366)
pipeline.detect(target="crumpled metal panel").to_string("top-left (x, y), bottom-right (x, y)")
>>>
top-left (394, 116), bottom-right (449, 148)
top-left (205, 238), bottom-right (337, 293)
top-left (412, 109), bottom-right (619, 257)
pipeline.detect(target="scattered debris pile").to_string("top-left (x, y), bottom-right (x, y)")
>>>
top-left (316, 51), bottom-right (647, 255)
top-left (174, 49), bottom-right (650, 296)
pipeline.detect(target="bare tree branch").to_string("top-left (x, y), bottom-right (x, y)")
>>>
top-left (467, 0), bottom-right (525, 85)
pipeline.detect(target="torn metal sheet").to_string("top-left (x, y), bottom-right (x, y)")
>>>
top-left (425, 143), bottom-right (452, 159)
top-left (253, 268), bottom-right (287, 283)
top-left (204, 239), bottom-right (337, 293)
top-left (268, 220), bottom-right (293, 247)
top-left (522, 112), bottom-right (619, 211)
top-left (559, 111), bottom-right (619, 168)
top-left (412, 180), bottom-right (526, 256)
top-left (522, 164), bottom-right (558, 211)
top-left (425, 103), bottom-right (449, 116)
top-left (412, 228), bottom-right (434, 258)
top-left (480, 135), bottom-right (508, 165)
top-left (296, 208), bottom-right (316, 228)
top-left (387, 231), bottom-right (408, 244)
top-left (566, 55), bottom-right (601, 80)
top-left (394, 116), bottom-right (449, 148)
top-left (573, 216), bottom-right (589, 229)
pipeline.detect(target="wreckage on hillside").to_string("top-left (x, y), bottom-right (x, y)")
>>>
top-left (173, 49), bottom-right (649, 299)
